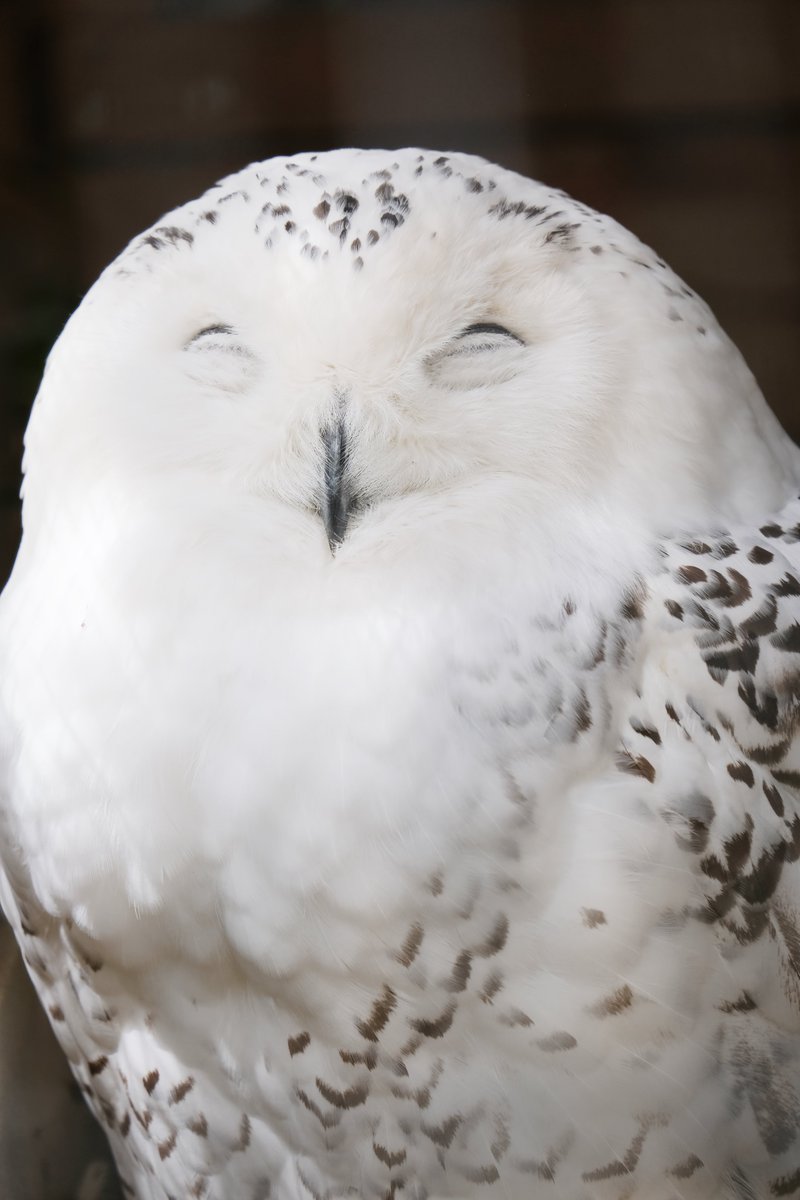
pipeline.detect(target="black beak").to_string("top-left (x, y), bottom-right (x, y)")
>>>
top-left (320, 413), bottom-right (357, 553)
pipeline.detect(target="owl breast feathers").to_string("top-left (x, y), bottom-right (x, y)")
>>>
top-left (1, 148), bottom-right (799, 1200)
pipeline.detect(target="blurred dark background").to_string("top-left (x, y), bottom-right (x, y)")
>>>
top-left (2, 0), bottom-right (800, 588)
top-left (0, 2), bottom-right (797, 1195)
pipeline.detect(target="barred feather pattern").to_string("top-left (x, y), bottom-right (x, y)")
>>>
top-left (1, 496), bottom-right (798, 1200)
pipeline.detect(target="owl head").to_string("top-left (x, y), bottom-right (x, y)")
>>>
top-left (19, 149), bottom-right (799, 585)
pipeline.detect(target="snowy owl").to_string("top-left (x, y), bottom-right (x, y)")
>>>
top-left (1, 148), bottom-right (800, 1200)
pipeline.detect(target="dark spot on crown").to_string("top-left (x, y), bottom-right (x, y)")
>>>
top-left (544, 221), bottom-right (579, 245)
top-left (156, 225), bottom-right (194, 246)
top-left (334, 190), bottom-right (359, 215)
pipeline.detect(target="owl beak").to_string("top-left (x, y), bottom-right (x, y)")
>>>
top-left (320, 412), bottom-right (357, 553)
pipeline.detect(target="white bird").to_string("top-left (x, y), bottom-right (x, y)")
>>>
top-left (0, 148), bottom-right (799, 1200)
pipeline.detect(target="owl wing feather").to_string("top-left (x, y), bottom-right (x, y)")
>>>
top-left (617, 493), bottom-right (800, 1194)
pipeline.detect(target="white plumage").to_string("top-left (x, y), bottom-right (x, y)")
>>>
top-left (1, 148), bottom-right (799, 1199)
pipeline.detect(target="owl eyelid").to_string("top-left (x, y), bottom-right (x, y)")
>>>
top-left (187, 323), bottom-right (236, 345)
top-left (185, 324), bottom-right (256, 365)
top-left (458, 322), bottom-right (525, 345)
top-left (436, 323), bottom-right (526, 360)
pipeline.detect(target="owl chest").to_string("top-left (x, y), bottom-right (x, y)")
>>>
top-left (78, 831), bottom-right (723, 1200)
top-left (8, 584), bottom-right (730, 1198)
top-left (8, 578), bottom-right (612, 944)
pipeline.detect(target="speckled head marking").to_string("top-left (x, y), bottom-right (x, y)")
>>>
top-left (115, 148), bottom-right (711, 321)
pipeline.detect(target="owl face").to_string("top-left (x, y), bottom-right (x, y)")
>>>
top-left (23, 149), bottom-right (793, 575)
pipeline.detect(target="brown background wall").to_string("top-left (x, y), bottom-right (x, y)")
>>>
top-left (1, 0), bottom-right (799, 585)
